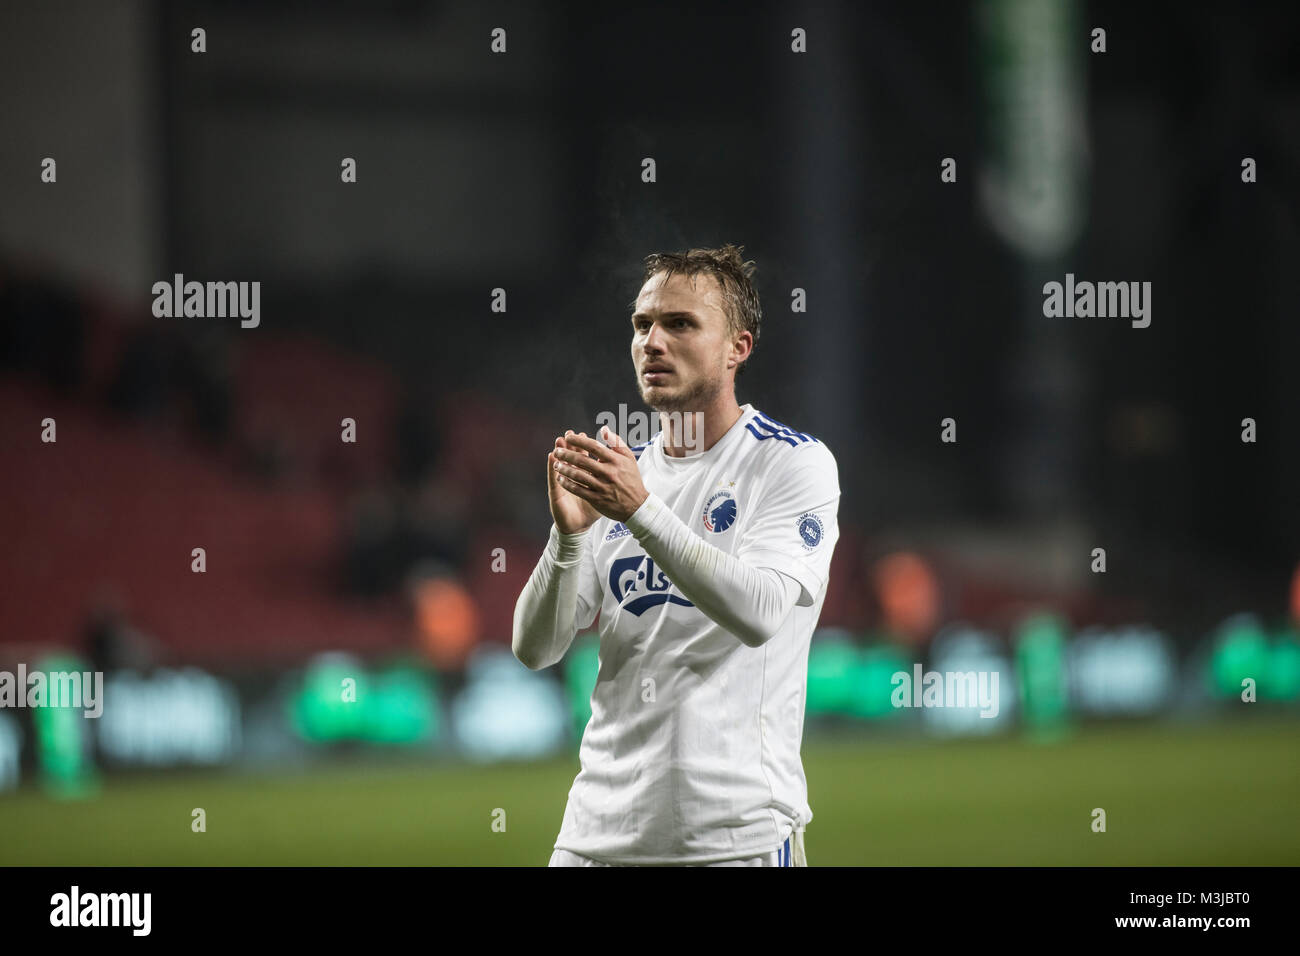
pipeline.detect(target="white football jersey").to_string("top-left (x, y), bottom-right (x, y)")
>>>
top-left (553, 403), bottom-right (841, 864)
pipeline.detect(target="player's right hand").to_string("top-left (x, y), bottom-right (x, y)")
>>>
top-left (548, 431), bottom-right (601, 534)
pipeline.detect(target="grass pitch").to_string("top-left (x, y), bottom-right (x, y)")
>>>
top-left (1, 715), bottom-right (1296, 865)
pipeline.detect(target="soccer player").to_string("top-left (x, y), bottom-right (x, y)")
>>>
top-left (512, 243), bottom-right (841, 866)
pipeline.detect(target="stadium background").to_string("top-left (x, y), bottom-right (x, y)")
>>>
top-left (1, 0), bottom-right (1297, 865)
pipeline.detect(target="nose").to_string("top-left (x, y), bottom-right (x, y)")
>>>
top-left (642, 322), bottom-right (667, 355)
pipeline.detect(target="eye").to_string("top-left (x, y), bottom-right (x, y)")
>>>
top-left (674, 318), bottom-right (688, 329)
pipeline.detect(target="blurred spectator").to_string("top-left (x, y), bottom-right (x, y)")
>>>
top-left (0, 263), bottom-right (86, 395)
top-left (83, 591), bottom-right (158, 672)
top-left (341, 474), bottom-right (471, 598)
top-left (392, 379), bottom-right (443, 488)
top-left (401, 474), bottom-right (469, 573)
top-left (871, 551), bottom-right (942, 645)
top-left (106, 323), bottom-right (173, 421)
top-left (407, 561), bottom-right (480, 671)
top-left (342, 487), bottom-right (403, 597)
top-left (174, 325), bottom-right (234, 444)
top-left (1290, 563), bottom-right (1300, 626)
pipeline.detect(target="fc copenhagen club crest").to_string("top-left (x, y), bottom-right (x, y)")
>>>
top-left (702, 489), bottom-right (738, 533)
top-left (797, 512), bottom-right (824, 550)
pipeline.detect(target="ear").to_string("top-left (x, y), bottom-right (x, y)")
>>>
top-left (730, 330), bottom-right (754, 367)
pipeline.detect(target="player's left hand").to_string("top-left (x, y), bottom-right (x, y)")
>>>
top-left (552, 427), bottom-right (649, 523)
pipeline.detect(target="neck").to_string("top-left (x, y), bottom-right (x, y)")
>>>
top-left (659, 394), bottom-right (743, 457)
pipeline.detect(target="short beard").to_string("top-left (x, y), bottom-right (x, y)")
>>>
top-left (639, 371), bottom-right (723, 414)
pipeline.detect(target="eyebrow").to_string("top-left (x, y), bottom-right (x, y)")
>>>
top-left (630, 310), bottom-right (697, 322)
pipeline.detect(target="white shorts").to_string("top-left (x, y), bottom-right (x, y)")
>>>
top-left (549, 827), bottom-right (807, 867)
